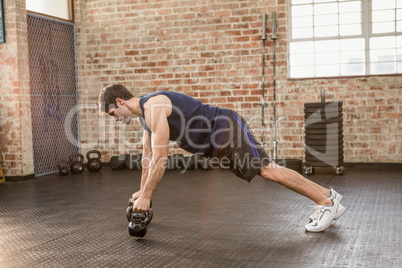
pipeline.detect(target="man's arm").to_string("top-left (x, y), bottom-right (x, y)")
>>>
top-left (132, 99), bottom-right (170, 213)
top-left (131, 128), bottom-right (152, 201)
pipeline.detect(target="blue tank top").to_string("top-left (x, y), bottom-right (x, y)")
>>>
top-left (138, 91), bottom-right (229, 157)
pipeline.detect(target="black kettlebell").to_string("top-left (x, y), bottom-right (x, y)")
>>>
top-left (126, 198), bottom-right (153, 224)
top-left (126, 198), bottom-right (153, 237)
top-left (57, 160), bottom-right (70, 176)
top-left (69, 153), bottom-right (84, 174)
top-left (86, 150), bottom-right (102, 172)
top-left (128, 213), bottom-right (148, 237)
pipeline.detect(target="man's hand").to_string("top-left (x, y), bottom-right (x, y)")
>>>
top-left (131, 191), bottom-right (142, 202)
top-left (132, 196), bottom-right (151, 213)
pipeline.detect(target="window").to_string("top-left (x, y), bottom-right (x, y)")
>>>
top-left (288, 0), bottom-right (402, 78)
top-left (26, 0), bottom-right (73, 21)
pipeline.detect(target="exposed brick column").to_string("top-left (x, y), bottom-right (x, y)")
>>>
top-left (0, 0), bottom-right (33, 177)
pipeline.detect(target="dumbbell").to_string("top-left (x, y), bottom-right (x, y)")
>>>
top-left (126, 198), bottom-right (153, 237)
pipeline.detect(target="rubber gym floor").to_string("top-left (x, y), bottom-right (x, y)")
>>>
top-left (0, 166), bottom-right (400, 268)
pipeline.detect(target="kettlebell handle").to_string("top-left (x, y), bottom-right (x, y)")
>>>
top-left (70, 153), bottom-right (84, 163)
top-left (86, 150), bottom-right (101, 160)
top-left (57, 160), bottom-right (69, 169)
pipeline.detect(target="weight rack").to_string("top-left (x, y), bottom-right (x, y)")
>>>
top-left (303, 101), bottom-right (345, 175)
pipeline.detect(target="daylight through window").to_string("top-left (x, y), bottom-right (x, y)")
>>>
top-left (288, 0), bottom-right (402, 78)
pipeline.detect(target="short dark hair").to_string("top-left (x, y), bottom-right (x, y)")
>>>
top-left (98, 84), bottom-right (134, 113)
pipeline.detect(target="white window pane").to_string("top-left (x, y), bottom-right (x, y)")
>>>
top-left (315, 64), bottom-right (339, 76)
top-left (372, 0), bottom-right (396, 10)
top-left (398, 0), bottom-right (402, 8)
top-left (314, 3), bottom-right (338, 15)
top-left (340, 24), bottom-right (361, 36)
top-left (370, 36), bottom-right (396, 49)
top-left (339, 1), bottom-right (361, 13)
top-left (373, 22), bottom-right (396, 33)
top-left (340, 38), bottom-right (365, 51)
top-left (315, 40), bottom-right (339, 52)
top-left (340, 51), bottom-right (365, 63)
top-left (398, 36), bottom-right (402, 47)
top-left (397, 9), bottom-right (402, 20)
top-left (341, 63), bottom-right (365, 76)
top-left (292, 16), bottom-right (313, 27)
top-left (316, 52), bottom-right (340, 64)
top-left (26, 0), bottom-right (71, 20)
top-left (293, 27), bottom-right (314, 38)
top-left (315, 26), bottom-right (338, 37)
top-left (371, 62), bottom-right (396, 74)
top-left (398, 62), bottom-right (402, 72)
top-left (292, 0), bottom-right (312, 4)
top-left (372, 10), bottom-right (395, 22)
top-left (371, 49), bottom-right (396, 62)
top-left (339, 12), bottom-right (361, 24)
top-left (290, 41), bottom-right (315, 53)
top-left (291, 66), bottom-right (315, 77)
top-left (293, 5), bottom-right (313, 17)
top-left (397, 48), bottom-right (402, 60)
top-left (397, 21), bottom-right (402, 32)
top-left (290, 53), bottom-right (315, 66)
top-left (314, 14), bottom-right (338, 26)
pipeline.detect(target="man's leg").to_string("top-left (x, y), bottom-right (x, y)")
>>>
top-left (259, 162), bottom-right (331, 206)
top-left (259, 162), bottom-right (347, 232)
top-left (308, 180), bottom-right (331, 196)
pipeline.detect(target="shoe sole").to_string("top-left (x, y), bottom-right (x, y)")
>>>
top-left (305, 220), bottom-right (332, 233)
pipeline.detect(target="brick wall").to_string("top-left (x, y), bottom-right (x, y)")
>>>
top-left (0, 0), bottom-right (33, 177)
top-left (0, 0), bottom-right (400, 179)
top-left (74, 0), bottom-right (401, 163)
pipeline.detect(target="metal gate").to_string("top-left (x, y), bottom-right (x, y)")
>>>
top-left (27, 14), bottom-right (79, 176)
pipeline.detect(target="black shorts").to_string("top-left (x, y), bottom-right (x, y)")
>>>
top-left (217, 110), bottom-right (271, 182)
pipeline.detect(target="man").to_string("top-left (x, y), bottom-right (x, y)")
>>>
top-left (98, 83), bottom-right (346, 232)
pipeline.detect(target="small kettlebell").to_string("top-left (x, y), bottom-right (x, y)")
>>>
top-left (57, 160), bottom-right (70, 176)
top-left (69, 153), bottom-right (84, 174)
top-left (86, 150), bottom-right (102, 172)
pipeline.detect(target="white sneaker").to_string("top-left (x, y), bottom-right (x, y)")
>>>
top-left (309, 188), bottom-right (343, 222)
top-left (305, 199), bottom-right (346, 232)
top-left (328, 188), bottom-right (343, 203)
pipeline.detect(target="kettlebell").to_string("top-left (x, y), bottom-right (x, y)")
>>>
top-left (126, 198), bottom-right (153, 237)
top-left (86, 150), bottom-right (102, 172)
top-left (69, 153), bottom-right (84, 174)
top-left (128, 213), bottom-right (148, 237)
top-left (126, 198), bottom-right (153, 225)
top-left (57, 160), bottom-right (70, 176)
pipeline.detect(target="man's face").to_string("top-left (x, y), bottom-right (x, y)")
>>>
top-left (108, 106), bottom-right (135, 124)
